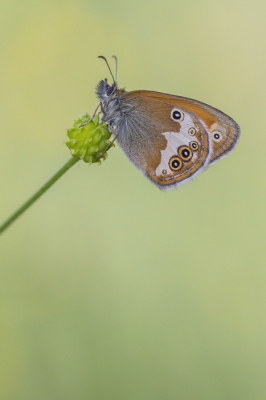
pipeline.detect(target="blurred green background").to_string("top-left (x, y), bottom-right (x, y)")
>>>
top-left (1, 1), bottom-right (266, 399)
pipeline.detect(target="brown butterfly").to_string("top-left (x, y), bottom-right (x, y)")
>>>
top-left (93, 56), bottom-right (240, 190)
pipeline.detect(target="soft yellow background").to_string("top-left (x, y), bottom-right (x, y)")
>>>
top-left (1, 1), bottom-right (265, 399)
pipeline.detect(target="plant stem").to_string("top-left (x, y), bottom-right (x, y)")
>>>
top-left (0, 156), bottom-right (80, 235)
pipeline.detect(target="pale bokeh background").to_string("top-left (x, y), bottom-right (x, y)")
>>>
top-left (1, 1), bottom-right (266, 399)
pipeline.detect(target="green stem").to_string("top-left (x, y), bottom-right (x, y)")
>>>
top-left (0, 156), bottom-right (80, 235)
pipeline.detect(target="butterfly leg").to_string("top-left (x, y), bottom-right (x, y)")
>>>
top-left (79, 102), bottom-right (103, 128)
top-left (96, 125), bottom-right (119, 159)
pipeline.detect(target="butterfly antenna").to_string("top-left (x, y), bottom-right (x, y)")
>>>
top-left (98, 55), bottom-right (116, 84)
top-left (112, 55), bottom-right (118, 82)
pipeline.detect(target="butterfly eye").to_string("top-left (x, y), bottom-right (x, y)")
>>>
top-left (190, 141), bottom-right (199, 151)
top-left (178, 146), bottom-right (193, 161)
top-left (171, 109), bottom-right (184, 122)
top-left (188, 127), bottom-right (196, 136)
top-left (169, 156), bottom-right (183, 171)
top-left (213, 132), bottom-right (221, 141)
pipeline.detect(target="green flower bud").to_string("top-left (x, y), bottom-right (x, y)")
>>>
top-left (66, 114), bottom-right (113, 163)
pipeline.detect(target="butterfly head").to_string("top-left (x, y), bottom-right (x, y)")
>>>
top-left (96, 78), bottom-right (117, 101)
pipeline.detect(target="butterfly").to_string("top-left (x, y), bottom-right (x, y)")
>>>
top-left (92, 56), bottom-right (240, 190)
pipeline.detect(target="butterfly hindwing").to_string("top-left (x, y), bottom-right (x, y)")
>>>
top-left (121, 91), bottom-right (239, 189)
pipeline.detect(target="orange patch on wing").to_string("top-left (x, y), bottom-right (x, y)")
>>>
top-left (143, 134), bottom-right (168, 172)
top-left (130, 91), bottom-right (219, 128)
top-left (181, 103), bottom-right (218, 127)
